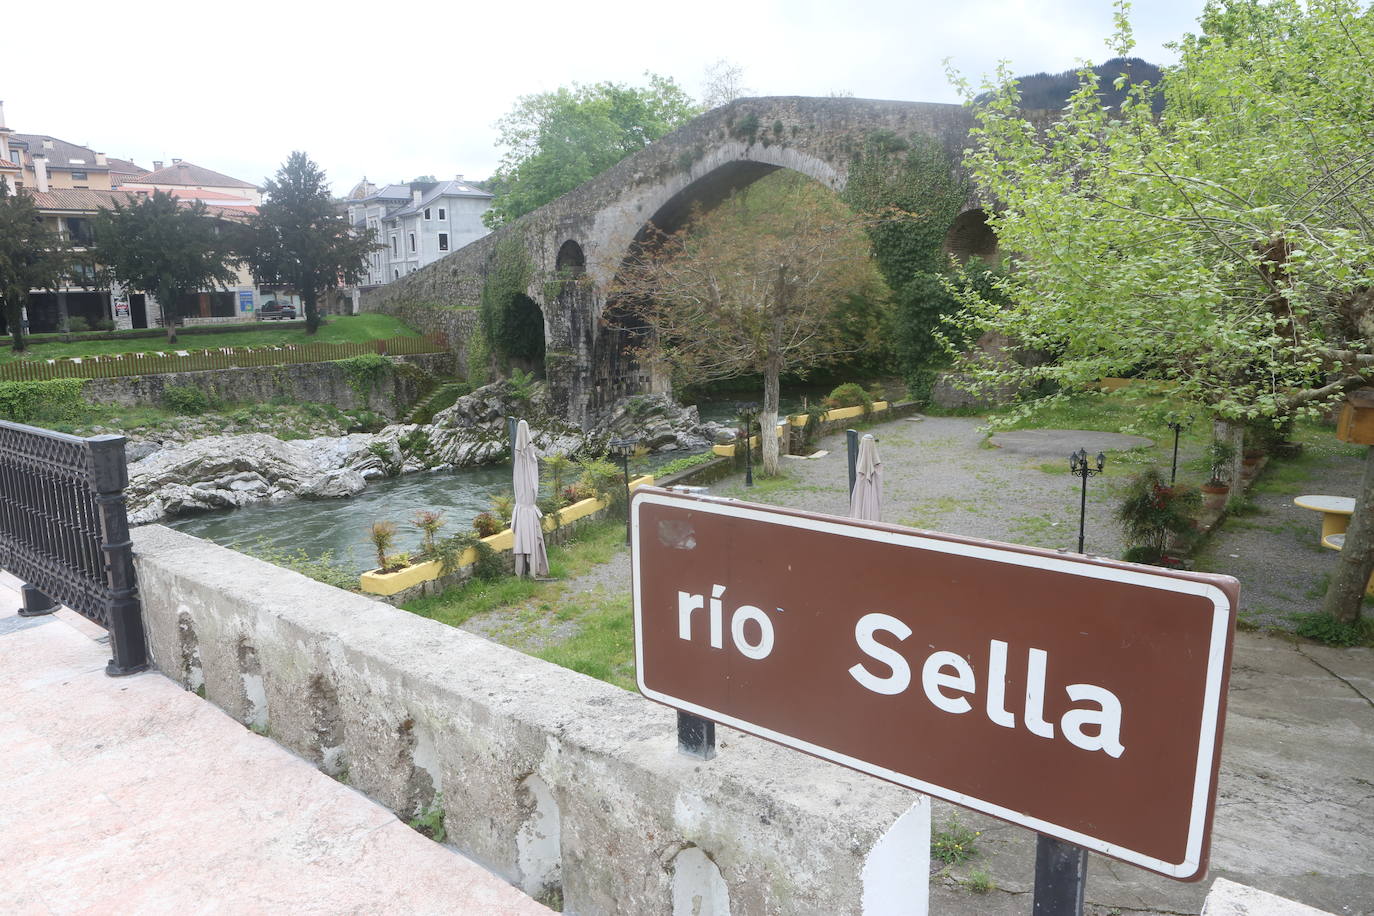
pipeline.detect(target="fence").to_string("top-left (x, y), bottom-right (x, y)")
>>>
top-left (0, 334), bottom-right (449, 383)
top-left (0, 421), bottom-right (145, 675)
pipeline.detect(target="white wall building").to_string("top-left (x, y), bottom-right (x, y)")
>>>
top-left (347, 177), bottom-right (493, 288)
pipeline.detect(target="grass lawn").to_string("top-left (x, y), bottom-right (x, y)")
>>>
top-left (403, 520), bottom-right (639, 688)
top-left (0, 313), bottom-right (418, 363)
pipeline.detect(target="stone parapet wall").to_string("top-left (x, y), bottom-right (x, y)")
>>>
top-left (82, 353), bottom-right (454, 419)
top-left (131, 525), bottom-right (930, 914)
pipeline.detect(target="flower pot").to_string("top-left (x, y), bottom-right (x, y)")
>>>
top-left (1201, 484), bottom-right (1229, 511)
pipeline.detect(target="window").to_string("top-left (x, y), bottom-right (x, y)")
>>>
top-left (71, 171), bottom-right (87, 181)
top-left (438, 208), bottom-right (445, 220)
top-left (393, 269), bottom-right (399, 280)
top-left (423, 207), bottom-right (431, 220)
top-left (391, 236), bottom-right (398, 255)
top-left (438, 233), bottom-right (449, 251)
top-left (409, 232), bottom-right (416, 252)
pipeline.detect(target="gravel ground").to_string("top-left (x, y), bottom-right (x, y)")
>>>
top-left (467, 411), bottom-right (1363, 646)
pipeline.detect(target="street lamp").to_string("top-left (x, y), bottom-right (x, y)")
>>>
top-left (610, 436), bottom-right (638, 545)
top-left (1069, 448), bottom-right (1106, 554)
top-left (736, 402), bottom-right (760, 488)
top-left (1165, 416), bottom-right (1193, 485)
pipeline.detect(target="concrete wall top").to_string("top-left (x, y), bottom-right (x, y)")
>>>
top-left (132, 524), bottom-right (929, 914)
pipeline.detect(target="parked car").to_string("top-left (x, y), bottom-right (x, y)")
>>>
top-left (258, 301), bottom-right (297, 320)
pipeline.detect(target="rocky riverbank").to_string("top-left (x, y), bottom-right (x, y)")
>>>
top-left (126, 380), bottom-right (730, 525)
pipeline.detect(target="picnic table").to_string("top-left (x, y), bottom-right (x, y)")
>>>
top-left (1294, 495), bottom-right (1355, 539)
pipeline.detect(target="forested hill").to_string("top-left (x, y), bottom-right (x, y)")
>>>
top-left (994, 57), bottom-right (1165, 112)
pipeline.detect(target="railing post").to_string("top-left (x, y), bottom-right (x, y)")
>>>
top-left (86, 435), bottom-right (148, 677)
top-left (16, 583), bottom-right (57, 617)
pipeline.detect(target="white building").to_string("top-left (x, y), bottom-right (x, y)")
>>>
top-left (347, 177), bottom-right (493, 288)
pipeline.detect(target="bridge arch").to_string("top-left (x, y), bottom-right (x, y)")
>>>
top-left (364, 96), bottom-right (979, 425)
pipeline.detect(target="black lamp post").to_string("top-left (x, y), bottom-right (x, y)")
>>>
top-left (1069, 448), bottom-right (1106, 554)
top-left (1165, 416), bottom-right (1193, 485)
top-left (737, 402), bottom-right (760, 488)
top-left (610, 436), bottom-right (638, 545)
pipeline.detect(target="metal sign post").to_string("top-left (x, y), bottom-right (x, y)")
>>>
top-left (1034, 835), bottom-right (1089, 914)
top-left (630, 487), bottom-right (1238, 884)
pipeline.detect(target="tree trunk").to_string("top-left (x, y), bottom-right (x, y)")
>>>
top-left (1322, 445), bottom-right (1374, 625)
top-left (760, 264), bottom-right (787, 477)
top-left (1214, 419), bottom-right (1244, 508)
top-left (761, 360), bottom-right (781, 477)
top-left (4, 296), bottom-right (26, 352)
top-left (304, 287), bottom-right (320, 335)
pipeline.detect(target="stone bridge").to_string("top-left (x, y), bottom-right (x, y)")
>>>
top-left (361, 96), bottom-right (991, 427)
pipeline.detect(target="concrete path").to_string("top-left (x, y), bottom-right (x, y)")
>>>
top-left (0, 575), bottom-right (548, 916)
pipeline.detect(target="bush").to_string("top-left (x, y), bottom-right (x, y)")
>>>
top-left (826, 382), bottom-right (873, 414)
top-left (162, 384), bottom-right (215, 415)
top-left (472, 511), bottom-right (503, 538)
top-left (578, 457), bottom-right (627, 508)
top-left (655, 451), bottom-right (718, 478)
top-left (1291, 612), bottom-right (1374, 647)
top-left (0, 379), bottom-right (87, 424)
top-left (94, 318), bottom-right (116, 332)
top-left (1115, 467), bottom-right (1200, 566)
top-left (232, 540), bottom-right (357, 591)
top-left (65, 316), bottom-right (91, 333)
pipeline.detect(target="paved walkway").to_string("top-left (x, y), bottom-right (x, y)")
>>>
top-left (0, 574), bottom-right (548, 916)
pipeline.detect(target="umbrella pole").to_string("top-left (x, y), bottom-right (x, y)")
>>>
top-left (846, 429), bottom-right (859, 498)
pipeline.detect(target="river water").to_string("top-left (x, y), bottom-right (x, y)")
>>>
top-left (164, 450), bottom-right (701, 573)
top-left (160, 387), bottom-right (853, 572)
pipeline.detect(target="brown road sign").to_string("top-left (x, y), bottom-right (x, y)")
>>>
top-left (631, 488), bottom-right (1238, 881)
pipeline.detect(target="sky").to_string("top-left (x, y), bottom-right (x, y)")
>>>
top-left (3, 0), bottom-right (1209, 196)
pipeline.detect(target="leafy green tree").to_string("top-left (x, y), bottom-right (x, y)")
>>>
top-left (246, 152), bottom-right (377, 334)
top-left (484, 74), bottom-right (699, 228)
top-left (96, 190), bottom-right (238, 345)
top-left (0, 183), bottom-right (70, 351)
top-left (946, 0), bottom-right (1374, 623)
top-left (617, 172), bottom-right (890, 476)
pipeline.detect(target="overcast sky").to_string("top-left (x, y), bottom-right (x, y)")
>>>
top-left (5, 0), bottom-right (1208, 196)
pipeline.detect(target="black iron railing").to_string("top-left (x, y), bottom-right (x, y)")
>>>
top-left (0, 421), bottom-right (146, 675)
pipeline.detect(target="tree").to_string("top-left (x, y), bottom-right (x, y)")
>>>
top-left (96, 190), bottom-right (238, 346)
top-left (616, 172), bottom-right (891, 476)
top-left (702, 59), bottom-right (750, 109)
top-left (246, 152), bottom-right (376, 335)
top-left (484, 75), bottom-right (699, 228)
top-left (0, 183), bottom-right (69, 351)
top-left (946, 0), bottom-right (1374, 623)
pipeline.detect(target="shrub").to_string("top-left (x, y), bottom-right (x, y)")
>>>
top-left (162, 384), bottom-right (215, 415)
top-left (1115, 467), bottom-right (1200, 565)
top-left (490, 491), bottom-right (515, 524)
top-left (367, 441), bottom-right (402, 478)
top-left (655, 451), bottom-right (718, 478)
top-left (562, 483), bottom-right (597, 505)
top-left (93, 318), bottom-right (116, 332)
top-left (369, 520), bottom-right (398, 572)
top-left (232, 540), bottom-right (357, 591)
top-left (472, 511), bottom-right (503, 538)
top-left (65, 316), bottom-right (91, 333)
top-left (0, 379), bottom-right (87, 424)
top-left (412, 510), bottom-right (445, 558)
top-left (577, 457), bottom-right (626, 509)
top-left (825, 382), bottom-right (874, 417)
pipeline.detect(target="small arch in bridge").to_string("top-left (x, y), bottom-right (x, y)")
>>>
top-left (556, 240), bottom-right (586, 274)
top-left (943, 208), bottom-right (998, 263)
top-left (507, 294), bottom-right (547, 378)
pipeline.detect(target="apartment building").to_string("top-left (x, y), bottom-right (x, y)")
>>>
top-left (346, 176), bottom-right (493, 288)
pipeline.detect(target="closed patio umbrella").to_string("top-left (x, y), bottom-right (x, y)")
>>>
top-left (849, 434), bottom-right (882, 522)
top-left (511, 419), bottom-right (549, 578)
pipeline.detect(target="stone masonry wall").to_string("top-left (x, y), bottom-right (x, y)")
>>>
top-left (132, 525), bottom-right (931, 915)
top-left (81, 353), bottom-right (454, 419)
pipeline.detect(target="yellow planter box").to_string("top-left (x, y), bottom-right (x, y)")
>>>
top-left (360, 475), bottom-right (655, 596)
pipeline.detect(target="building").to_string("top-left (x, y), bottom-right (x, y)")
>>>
top-left (11, 187), bottom-right (266, 334)
top-left (346, 176), bottom-right (493, 288)
top-left (121, 159), bottom-right (261, 205)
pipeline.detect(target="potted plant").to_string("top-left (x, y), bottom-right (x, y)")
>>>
top-left (369, 520), bottom-right (404, 573)
top-left (1117, 467), bottom-right (1202, 566)
top-left (1200, 441), bottom-right (1234, 511)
